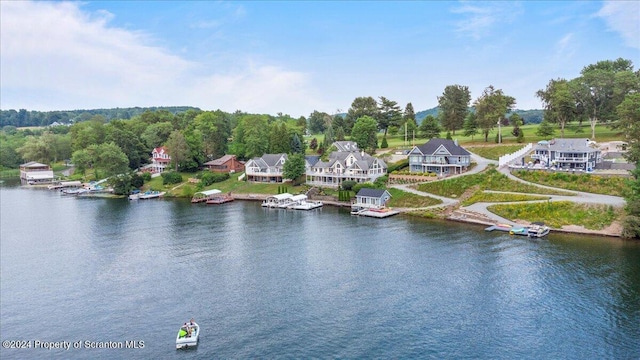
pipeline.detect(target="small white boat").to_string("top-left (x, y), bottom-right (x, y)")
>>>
top-left (527, 222), bottom-right (550, 238)
top-left (128, 190), bottom-right (141, 200)
top-left (139, 190), bottom-right (166, 199)
top-left (176, 320), bottom-right (199, 349)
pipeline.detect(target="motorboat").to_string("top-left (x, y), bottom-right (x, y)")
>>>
top-left (176, 320), bottom-right (199, 349)
top-left (527, 222), bottom-right (550, 238)
top-left (139, 190), bottom-right (165, 199)
top-left (128, 190), bottom-right (141, 200)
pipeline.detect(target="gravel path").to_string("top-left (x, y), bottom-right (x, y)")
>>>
top-left (389, 150), bottom-right (627, 233)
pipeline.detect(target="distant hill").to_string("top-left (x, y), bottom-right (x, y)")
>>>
top-left (415, 107), bottom-right (543, 125)
top-left (0, 106), bottom-right (200, 128)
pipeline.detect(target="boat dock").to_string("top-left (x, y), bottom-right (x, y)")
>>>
top-left (352, 208), bottom-right (400, 218)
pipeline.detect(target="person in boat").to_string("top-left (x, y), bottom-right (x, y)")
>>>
top-left (179, 324), bottom-right (188, 338)
top-left (189, 318), bottom-right (195, 327)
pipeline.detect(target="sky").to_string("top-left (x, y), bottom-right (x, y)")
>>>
top-left (1, 1), bottom-right (639, 118)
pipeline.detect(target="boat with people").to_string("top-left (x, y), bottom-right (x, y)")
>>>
top-left (139, 190), bottom-right (165, 199)
top-left (176, 319), bottom-right (199, 349)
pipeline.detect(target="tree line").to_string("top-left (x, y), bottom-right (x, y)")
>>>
top-left (0, 106), bottom-right (199, 128)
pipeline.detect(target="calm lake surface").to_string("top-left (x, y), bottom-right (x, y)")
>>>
top-left (1, 182), bottom-right (639, 359)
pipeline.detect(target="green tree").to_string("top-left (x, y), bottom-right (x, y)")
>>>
top-left (290, 133), bottom-right (303, 154)
top-left (309, 137), bottom-right (318, 151)
top-left (95, 142), bottom-right (130, 178)
top-left (269, 121), bottom-right (291, 154)
top-left (141, 121), bottom-right (174, 149)
top-left (616, 93), bottom-right (640, 164)
top-left (463, 112), bottom-right (479, 140)
top-left (165, 130), bottom-right (189, 171)
top-left (536, 78), bottom-right (576, 138)
top-left (509, 113), bottom-right (523, 138)
top-left (473, 85), bottom-right (516, 142)
top-left (377, 96), bottom-right (402, 136)
top-left (335, 126), bottom-right (345, 141)
top-left (419, 115), bottom-right (441, 139)
top-left (308, 110), bottom-right (328, 134)
top-left (381, 136), bottom-right (388, 148)
top-left (282, 153), bottom-right (306, 185)
top-left (536, 119), bottom-right (556, 138)
top-left (242, 115), bottom-right (270, 159)
top-left (438, 84), bottom-right (471, 135)
top-left (345, 97), bottom-right (378, 135)
top-left (105, 121), bottom-right (147, 169)
top-left (572, 58), bottom-right (636, 139)
top-left (71, 149), bottom-right (92, 177)
top-left (350, 116), bottom-right (378, 153)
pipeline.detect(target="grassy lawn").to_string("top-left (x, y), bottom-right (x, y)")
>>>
top-left (387, 188), bottom-right (442, 208)
top-left (152, 172), bottom-right (309, 197)
top-left (416, 167), bottom-right (574, 198)
top-left (461, 192), bottom-right (550, 206)
top-left (374, 122), bottom-right (624, 150)
top-left (510, 170), bottom-right (631, 197)
top-left (465, 144), bottom-right (527, 160)
top-left (488, 201), bottom-right (622, 230)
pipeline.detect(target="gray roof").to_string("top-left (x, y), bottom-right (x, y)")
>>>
top-left (309, 150), bottom-right (386, 171)
top-left (411, 138), bottom-right (470, 156)
top-left (536, 138), bottom-right (597, 152)
top-left (305, 155), bottom-right (321, 167)
top-left (333, 141), bottom-right (359, 152)
top-left (356, 188), bottom-right (390, 198)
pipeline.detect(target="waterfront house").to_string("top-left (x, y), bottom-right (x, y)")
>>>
top-left (151, 146), bottom-right (171, 173)
top-left (351, 188), bottom-right (392, 211)
top-left (408, 138), bottom-right (471, 176)
top-left (245, 153), bottom-right (288, 183)
top-left (306, 141), bottom-right (387, 188)
top-left (20, 161), bottom-right (54, 185)
top-left (532, 138), bottom-right (601, 171)
top-left (204, 155), bottom-right (245, 173)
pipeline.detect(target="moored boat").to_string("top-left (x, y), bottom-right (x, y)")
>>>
top-left (139, 190), bottom-right (165, 199)
top-left (527, 222), bottom-right (550, 238)
top-left (128, 190), bottom-right (141, 200)
top-left (176, 320), bottom-right (199, 349)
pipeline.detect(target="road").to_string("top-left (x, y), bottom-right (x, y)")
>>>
top-left (388, 150), bottom-right (627, 228)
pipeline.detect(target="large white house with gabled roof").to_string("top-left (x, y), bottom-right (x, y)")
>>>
top-left (305, 141), bottom-right (387, 188)
top-left (408, 138), bottom-right (471, 176)
top-left (244, 153), bottom-right (288, 183)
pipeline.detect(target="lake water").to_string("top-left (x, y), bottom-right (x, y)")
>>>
top-left (1, 182), bottom-right (639, 359)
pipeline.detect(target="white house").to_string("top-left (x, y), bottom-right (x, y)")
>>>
top-left (306, 141), bottom-right (387, 188)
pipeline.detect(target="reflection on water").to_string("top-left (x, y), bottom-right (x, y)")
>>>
top-left (1, 185), bottom-right (639, 359)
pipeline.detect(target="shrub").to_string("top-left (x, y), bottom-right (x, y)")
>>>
top-left (200, 171), bottom-right (229, 186)
top-left (141, 172), bottom-right (152, 182)
top-left (161, 171), bottom-right (183, 185)
top-left (341, 180), bottom-right (357, 191)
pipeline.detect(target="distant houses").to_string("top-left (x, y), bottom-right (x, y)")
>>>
top-left (20, 161), bottom-right (54, 185)
top-left (204, 155), bottom-right (244, 173)
top-left (408, 138), bottom-right (471, 176)
top-left (151, 146), bottom-right (171, 173)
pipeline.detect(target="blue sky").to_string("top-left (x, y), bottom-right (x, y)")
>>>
top-left (1, 1), bottom-right (638, 117)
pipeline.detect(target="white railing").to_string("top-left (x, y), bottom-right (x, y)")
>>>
top-left (499, 143), bottom-right (532, 167)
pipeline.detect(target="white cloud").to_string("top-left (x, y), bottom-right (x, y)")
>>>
top-left (597, 1), bottom-right (640, 49)
top-left (451, 1), bottom-right (524, 40)
top-left (0, 1), bottom-right (321, 116)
